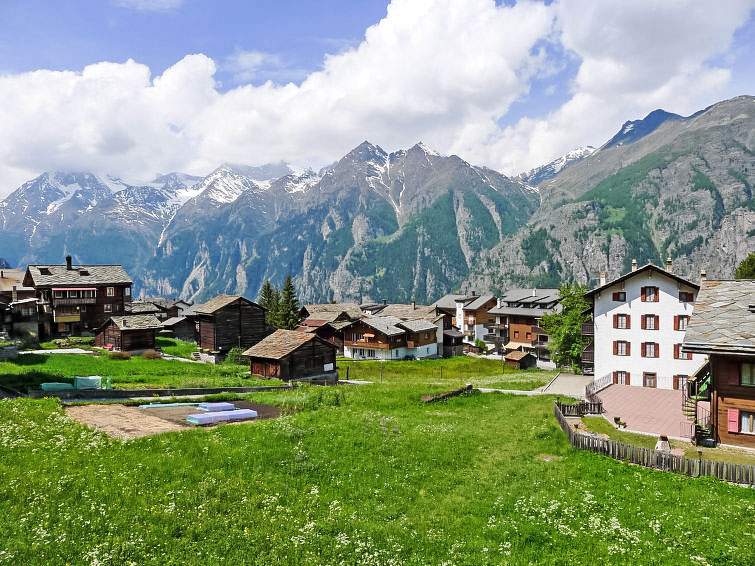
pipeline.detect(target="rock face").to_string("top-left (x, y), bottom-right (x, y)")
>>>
top-left (0, 142), bottom-right (538, 304)
top-left (465, 95), bottom-right (755, 292)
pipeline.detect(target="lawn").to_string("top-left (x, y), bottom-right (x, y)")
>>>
top-left (0, 353), bottom-right (279, 390)
top-left (0, 362), bottom-right (753, 565)
top-left (155, 337), bottom-right (198, 359)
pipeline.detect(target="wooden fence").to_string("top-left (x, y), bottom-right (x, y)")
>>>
top-left (554, 402), bottom-right (755, 486)
top-left (556, 399), bottom-right (603, 417)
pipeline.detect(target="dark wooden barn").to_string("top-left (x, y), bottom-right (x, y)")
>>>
top-left (191, 295), bottom-right (267, 353)
top-left (504, 349), bottom-right (537, 369)
top-left (94, 314), bottom-right (162, 352)
top-left (159, 316), bottom-right (195, 342)
top-left (243, 329), bottom-right (338, 382)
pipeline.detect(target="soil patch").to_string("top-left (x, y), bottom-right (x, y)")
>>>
top-left (66, 400), bottom-right (280, 440)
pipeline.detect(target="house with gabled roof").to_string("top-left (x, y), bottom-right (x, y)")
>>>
top-left (343, 315), bottom-right (438, 360)
top-left (583, 259), bottom-right (705, 390)
top-left (243, 329), bottom-right (338, 381)
top-left (682, 279), bottom-right (755, 448)
top-left (487, 288), bottom-right (560, 359)
top-left (94, 314), bottom-right (162, 352)
top-left (191, 294), bottom-right (267, 353)
top-left (297, 309), bottom-right (355, 353)
top-left (24, 255), bottom-right (132, 338)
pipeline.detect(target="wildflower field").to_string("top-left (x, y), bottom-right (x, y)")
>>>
top-left (0, 358), bottom-right (753, 564)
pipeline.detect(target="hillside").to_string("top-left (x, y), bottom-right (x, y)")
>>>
top-left (465, 95), bottom-right (755, 291)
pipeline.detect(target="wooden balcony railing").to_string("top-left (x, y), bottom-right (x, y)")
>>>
top-left (581, 322), bottom-right (594, 335)
top-left (53, 297), bottom-right (97, 306)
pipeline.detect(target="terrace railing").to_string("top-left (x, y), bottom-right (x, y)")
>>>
top-left (554, 402), bottom-right (755, 486)
top-left (585, 372), bottom-right (612, 401)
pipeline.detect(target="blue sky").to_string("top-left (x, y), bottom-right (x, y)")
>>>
top-left (0, 0), bottom-right (753, 195)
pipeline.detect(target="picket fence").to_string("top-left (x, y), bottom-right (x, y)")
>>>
top-left (554, 401), bottom-right (755, 486)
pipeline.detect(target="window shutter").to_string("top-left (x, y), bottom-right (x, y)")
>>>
top-left (654, 287), bottom-right (659, 302)
top-left (641, 342), bottom-right (646, 357)
top-left (613, 341), bottom-right (618, 355)
top-left (641, 287), bottom-right (646, 302)
top-left (626, 342), bottom-right (631, 356)
top-left (654, 344), bottom-right (659, 358)
top-left (626, 315), bottom-right (631, 329)
top-left (674, 315), bottom-right (679, 331)
top-left (674, 344), bottom-right (679, 359)
top-left (613, 372), bottom-right (618, 384)
top-left (641, 316), bottom-right (646, 330)
top-left (654, 315), bottom-right (659, 330)
top-left (726, 361), bottom-right (740, 385)
top-left (626, 373), bottom-right (630, 386)
top-left (613, 314), bottom-right (618, 328)
top-left (612, 292), bottom-right (618, 301)
top-left (728, 409), bottom-right (739, 433)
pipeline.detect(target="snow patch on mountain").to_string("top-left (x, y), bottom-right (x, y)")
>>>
top-left (517, 146), bottom-right (596, 186)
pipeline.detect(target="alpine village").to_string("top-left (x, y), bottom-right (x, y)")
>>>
top-left (2, 5), bottom-right (755, 563)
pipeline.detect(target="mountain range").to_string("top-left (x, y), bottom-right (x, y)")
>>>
top-left (1, 95), bottom-right (753, 303)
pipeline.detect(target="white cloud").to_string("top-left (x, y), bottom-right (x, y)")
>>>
top-left (0, 0), bottom-right (753, 196)
top-left (116, 0), bottom-right (183, 12)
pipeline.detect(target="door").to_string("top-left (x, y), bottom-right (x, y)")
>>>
top-left (643, 372), bottom-right (657, 388)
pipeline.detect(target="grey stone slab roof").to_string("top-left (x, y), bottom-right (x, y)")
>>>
top-left (361, 316), bottom-right (405, 336)
top-left (463, 294), bottom-right (496, 311)
top-left (303, 302), bottom-right (363, 319)
top-left (161, 316), bottom-right (188, 327)
top-left (431, 294), bottom-right (468, 309)
top-left (26, 264), bottom-right (132, 287)
top-left (129, 301), bottom-right (161, 314)
top-left (377, 303), bottom-right (438, 321)
top-left (243, 329), bottom-right (323, 359)
top-left (398, 319), bottom-right (437, 332)
top-left (682, 280), bottom-right (755, 355)
top-left (487, 305), bottom-right (560, 317)
top-left (109, 315), bottom-right (162, 331)
top-left (192, 294), bottom-right (262, 315)
top-left (500, 288), bottom-right (560, 303)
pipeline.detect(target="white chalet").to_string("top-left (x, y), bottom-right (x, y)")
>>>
top-left (582, 260), bottom-right (706, 390)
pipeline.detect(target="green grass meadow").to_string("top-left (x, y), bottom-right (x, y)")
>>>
top-left (0, 357), bottom-right (753, 564)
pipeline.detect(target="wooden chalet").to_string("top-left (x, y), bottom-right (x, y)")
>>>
top-left (343, 316), bottom-right (438, 360)
top-left (138, 297), bottom-right (193, 319)
top-left (297, 310), bottom-right (356, 353)
top-left (95, 314), bottom-right (162, 352)
top-left (160, 316), bottom-right (195, 342)
top-left (243, 329), bottom-right (337, 382)
top-left (192, 294), bottom-right (267, 353)
top-left (682, 280), bottom-right (755, 448)
top-left (504, 350), bottom-right (537, 369)
top-left (0, 268), bottom-right (37, 335)
top-left (24, 256), bottom-right (132, 338)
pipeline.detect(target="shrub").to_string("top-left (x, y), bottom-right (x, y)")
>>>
top-left (224, 347), bottom-right (246, 366)
top-left (474, 339), bottom-right (488, 354)
top-left (109, 351), bottom-right (131, 360)
top-left (142, 349), bottom-right (161, 360)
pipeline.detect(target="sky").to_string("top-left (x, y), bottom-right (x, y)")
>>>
top-left (0, 0), bottom-right (754, 196)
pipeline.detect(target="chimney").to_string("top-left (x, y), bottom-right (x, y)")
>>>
top-left (700, 268), bottom-right (707, 282)
top-left (532, 288), bottom-right (536, 296)
top-left (411, 301), bottom-right (416, 310)
top-left (497, 297), bottom-right (502, 308)
top-left (382, 298), bottom-right (387, 306)
top-left (666, 257), bottom-right (673, 273)
top-left (599, 270), bottom-right (606, 286)
top-left (631, 259), bottom-right (638, 273)
top-left (66, 255), bottom-right (72, 270)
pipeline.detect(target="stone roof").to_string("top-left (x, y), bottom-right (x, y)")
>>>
top-left (243, 329), bottom-right (325, 359)
top-left (108, 315), bottom-right (162, 331)
top-left (193, 294), bottom-right (260, 315)
top-left (463, 295), bottom-right (496, 311)
top-left (431, 294), bottom-right (468, 309)
top-left (376, 303), bottom-right (439, 321)
top-left (398, 318), bottom-right (437, 332)
top-left (25, 264), bottom-right (132, 287)
top-left (303, 302), bottom-right (363, 319)
top-left (488, 305), bottom-right (561, 317)
top-left (361, 316), bottom-right (405, 337)
top-left (0, 269), bottom-right (33, 292)
top-left (129, 301), bottom-right (161, 314)
top-left (161, 316), bottom-right (189, 327)
top-left (683, 280), bottom-right (755, 355)
top-left (140, 297), bottom-right (191, 309)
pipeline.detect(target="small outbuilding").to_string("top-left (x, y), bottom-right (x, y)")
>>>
top-left (243, 329), bottom-right (338, 382)
top-left (95, 314), bottom-right (162, 352)
top-left (192, 294), bottom-right (267, 353)
top-left (160, 316), bottom-right (195, 342)
top-left (504, 350), bottom-right (537, 370)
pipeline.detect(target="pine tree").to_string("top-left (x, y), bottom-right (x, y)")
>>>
top-left (258, 280), bottom-right (281, 328)
top-left (257, 280), bottom-right (275, 311)
top-left (735, 252), bottom-right (755, 279)
top-left (279, 274), bottom-right (301, 330)
top-left (268, 286), bottom-right (282, 329)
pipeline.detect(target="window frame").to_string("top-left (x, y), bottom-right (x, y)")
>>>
top-left (106, 287), bottom-right (115, 297)
top-left (742, 363), bottom-right (755, 387)
top-left (104, 304), bottom-right (112, 313)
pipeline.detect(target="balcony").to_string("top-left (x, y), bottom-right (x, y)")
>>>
top-left (581, 322), bottom-right (594, 336)
top-left (53, 297), bottom-right (97, 306)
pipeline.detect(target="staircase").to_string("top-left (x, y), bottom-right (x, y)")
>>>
top-left (191, 352), bottom-right (202, 361)
top-left (682, 363), bottom-right (714, 446)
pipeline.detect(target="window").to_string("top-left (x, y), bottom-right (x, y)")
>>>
top-left (643, 372), bottom-right (657, 388)
top-left (352, 332), bottom-right (364, 342)
top-left (613, 371), bottom-right (629, 385)
top-left (641, 342), bottom-right (658, 358)
top-left (642, 314), bottom-right (659, 330)
top-left (742, 363), bottom-right (755, 386)
top-left (513, 330), bottom-right (519, 338)
top-left (674, 315), bottom-right (689, 331)
top-left (424, 332), bottom-right (430, 339)
top-left (104, 304), bottom-right (112, 313)
top-left (641, 286), bottom-right (659, 302)
top-left (740, 411), bottom-right (755, 434)
top-left (673, 375), bottom-right (688, 390)
top-left (106, 287), bottom-right (115, 297)
top-left (125, 287), bottom-right (131, 297)
top-left (679, 291), bottom-right (694, 302)
top-left (82, 290), bottom-right (95, 298)
top-left (612, 291), bottom-right (626, 302)
top-left (67, 290), bottom-right (78, 298)
top-left (673, 344), bottom-right (692, 360)
top-left (613, 314), bottom-right (630, 329)
top-left (613, 340), bottom-right (630, 356)
top-left (54, 290), bottom-right (64, 299)
top-left (526, 332), bottom-right (532, 340)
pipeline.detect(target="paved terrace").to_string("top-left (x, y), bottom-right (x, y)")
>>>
top-left (598, 384), bottom-right (710, 440)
